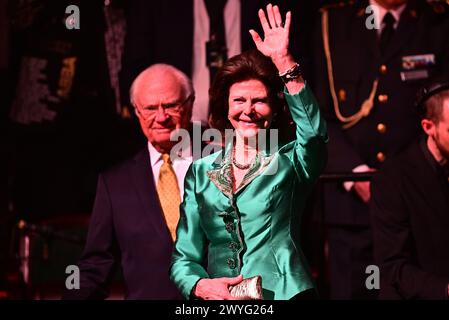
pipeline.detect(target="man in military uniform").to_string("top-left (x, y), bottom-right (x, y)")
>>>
top-left (312, 0), bottom-right (449, 299)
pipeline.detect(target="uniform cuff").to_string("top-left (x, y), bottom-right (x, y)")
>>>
top-left (343, 164), bottom-right (371, 191)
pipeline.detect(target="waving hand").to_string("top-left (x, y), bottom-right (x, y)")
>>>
top-left (249, 4), bottom-right (291, 62)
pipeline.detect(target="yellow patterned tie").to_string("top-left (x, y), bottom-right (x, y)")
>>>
top-left (156, 153), bottom-right (181, 241)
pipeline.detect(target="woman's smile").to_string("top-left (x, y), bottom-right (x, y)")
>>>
top-left (228, 79), bottom-right (273, 137)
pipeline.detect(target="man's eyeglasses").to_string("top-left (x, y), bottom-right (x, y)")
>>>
top-left (135, 94), bottom-right (193, 120)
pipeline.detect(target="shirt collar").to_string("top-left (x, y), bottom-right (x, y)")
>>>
top-left (370, 0), bottom-right (407, 29)
top-left (147, 140), bottom-right (192, 167)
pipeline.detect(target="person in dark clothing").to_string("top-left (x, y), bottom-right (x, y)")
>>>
top-left (370, 79), bottom-right (449, 299)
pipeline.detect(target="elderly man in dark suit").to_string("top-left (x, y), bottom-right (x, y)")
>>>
top-left (63, 64), bottom-right (195, 299)
top-left (370, 79), bottom-right (449, 299)
top-left (312, 0), bottom-right (449, 299)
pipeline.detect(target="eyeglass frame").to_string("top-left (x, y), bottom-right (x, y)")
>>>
top-left (134, 94), bottom-right (194, 120)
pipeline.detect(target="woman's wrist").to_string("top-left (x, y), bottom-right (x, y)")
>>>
top-left (271, 53), bottom-right (296, 74)
top-left (192, 278), bottom-right (206, 299)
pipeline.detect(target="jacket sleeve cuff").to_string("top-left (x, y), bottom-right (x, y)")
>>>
top-left (343, 164), bottom-right (371, 191)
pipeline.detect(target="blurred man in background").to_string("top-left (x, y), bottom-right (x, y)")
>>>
top-left (371, 78), bottom-right (449, 299)
top-left (312, 0), bottom-right (449, 299)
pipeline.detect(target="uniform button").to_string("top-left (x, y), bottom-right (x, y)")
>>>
top-left (378, 94), bottom-right (389, 103)
top-left (227, 258), bottom-right (236, 269)
top-left (338, 89), bottom-right (347, 102)
top-left (377, 123), bottom-right (387, 134)
top-left (379, 64), bottom-right (387, 75)
top-left (376, 152), bottom-right (386, 162)
top-left (228, 241), bottom-right (239, 251)
top-left (225, 221), bottom-right (235, 233)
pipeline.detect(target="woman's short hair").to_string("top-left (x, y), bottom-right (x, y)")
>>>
top-left (209, 50), bottom-right (292, 139)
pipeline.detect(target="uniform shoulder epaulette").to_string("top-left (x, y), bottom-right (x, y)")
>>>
top-left (319, 0), bottom-right (355, 13)
top-left (428, 0), bottom-right (448, 14)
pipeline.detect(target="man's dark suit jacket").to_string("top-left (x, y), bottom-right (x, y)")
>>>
top-left (63, 148), bottom-right (183, 299)
top-left (370, 139), bottom-right (449, 299)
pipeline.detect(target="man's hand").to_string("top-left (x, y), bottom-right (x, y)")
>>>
top-left (194, 275), bottom-right (243, 300)
top-left (350, 167), bottom-right (376, 204)
top-left (353, 181), bottom-right (372, 203)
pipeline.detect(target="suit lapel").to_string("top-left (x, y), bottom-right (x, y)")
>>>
top-left (355, 1), bottom-right (381, 63)
top-left (130, 149), bottom-right (172, 243)
top-left (207, 145), bottom-right (233, 199)
top-left (353, 0), bottom-right (421, 64)
top-left (341, 1), bottom-right (381, 82)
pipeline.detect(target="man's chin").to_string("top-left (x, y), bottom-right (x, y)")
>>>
top-left (148, 135), bottom-right (175, 150)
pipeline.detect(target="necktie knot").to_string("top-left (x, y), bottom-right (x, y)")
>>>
top-left (161, 153), bottom-right (171, 165)
top-left (383, 12), bottom-right (396, 28)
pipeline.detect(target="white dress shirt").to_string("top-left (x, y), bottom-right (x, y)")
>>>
top-left (192, 0), bottom-right (241, 126)
top-left (147, 141), bottom-right (193, 201)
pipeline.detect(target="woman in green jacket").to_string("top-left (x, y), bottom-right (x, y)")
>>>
top-left (170, 4), bottom-right (328, 300)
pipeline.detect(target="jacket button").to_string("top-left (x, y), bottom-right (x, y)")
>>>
top-left (377, 123), bottom-right (387, 134)
top-left (228, 241), bottom-right (239, 251)
top-left (227, 258), bottom-right (236, 269)
top-left (338, 89), bottom-right (347, 102)
top-left (225, 222), bottom-right (235, 232)
top-left (379, 64), bottom-right (387, 75)
top-left (376, 152), bottom-right (386, 162)
top-left (378, 94), bottom-right (389, 103)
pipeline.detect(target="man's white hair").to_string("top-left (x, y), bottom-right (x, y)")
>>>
top-left (129, 64), bottom-right (194, 108)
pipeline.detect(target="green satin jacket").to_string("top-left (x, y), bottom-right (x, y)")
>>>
top-left (170, 84), bottom-right (328, 300)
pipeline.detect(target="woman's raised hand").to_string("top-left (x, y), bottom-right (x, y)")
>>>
top-left (249, 4), bottom-right (291, 64)
top-left (250, 4), bottom-right (303, 93)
